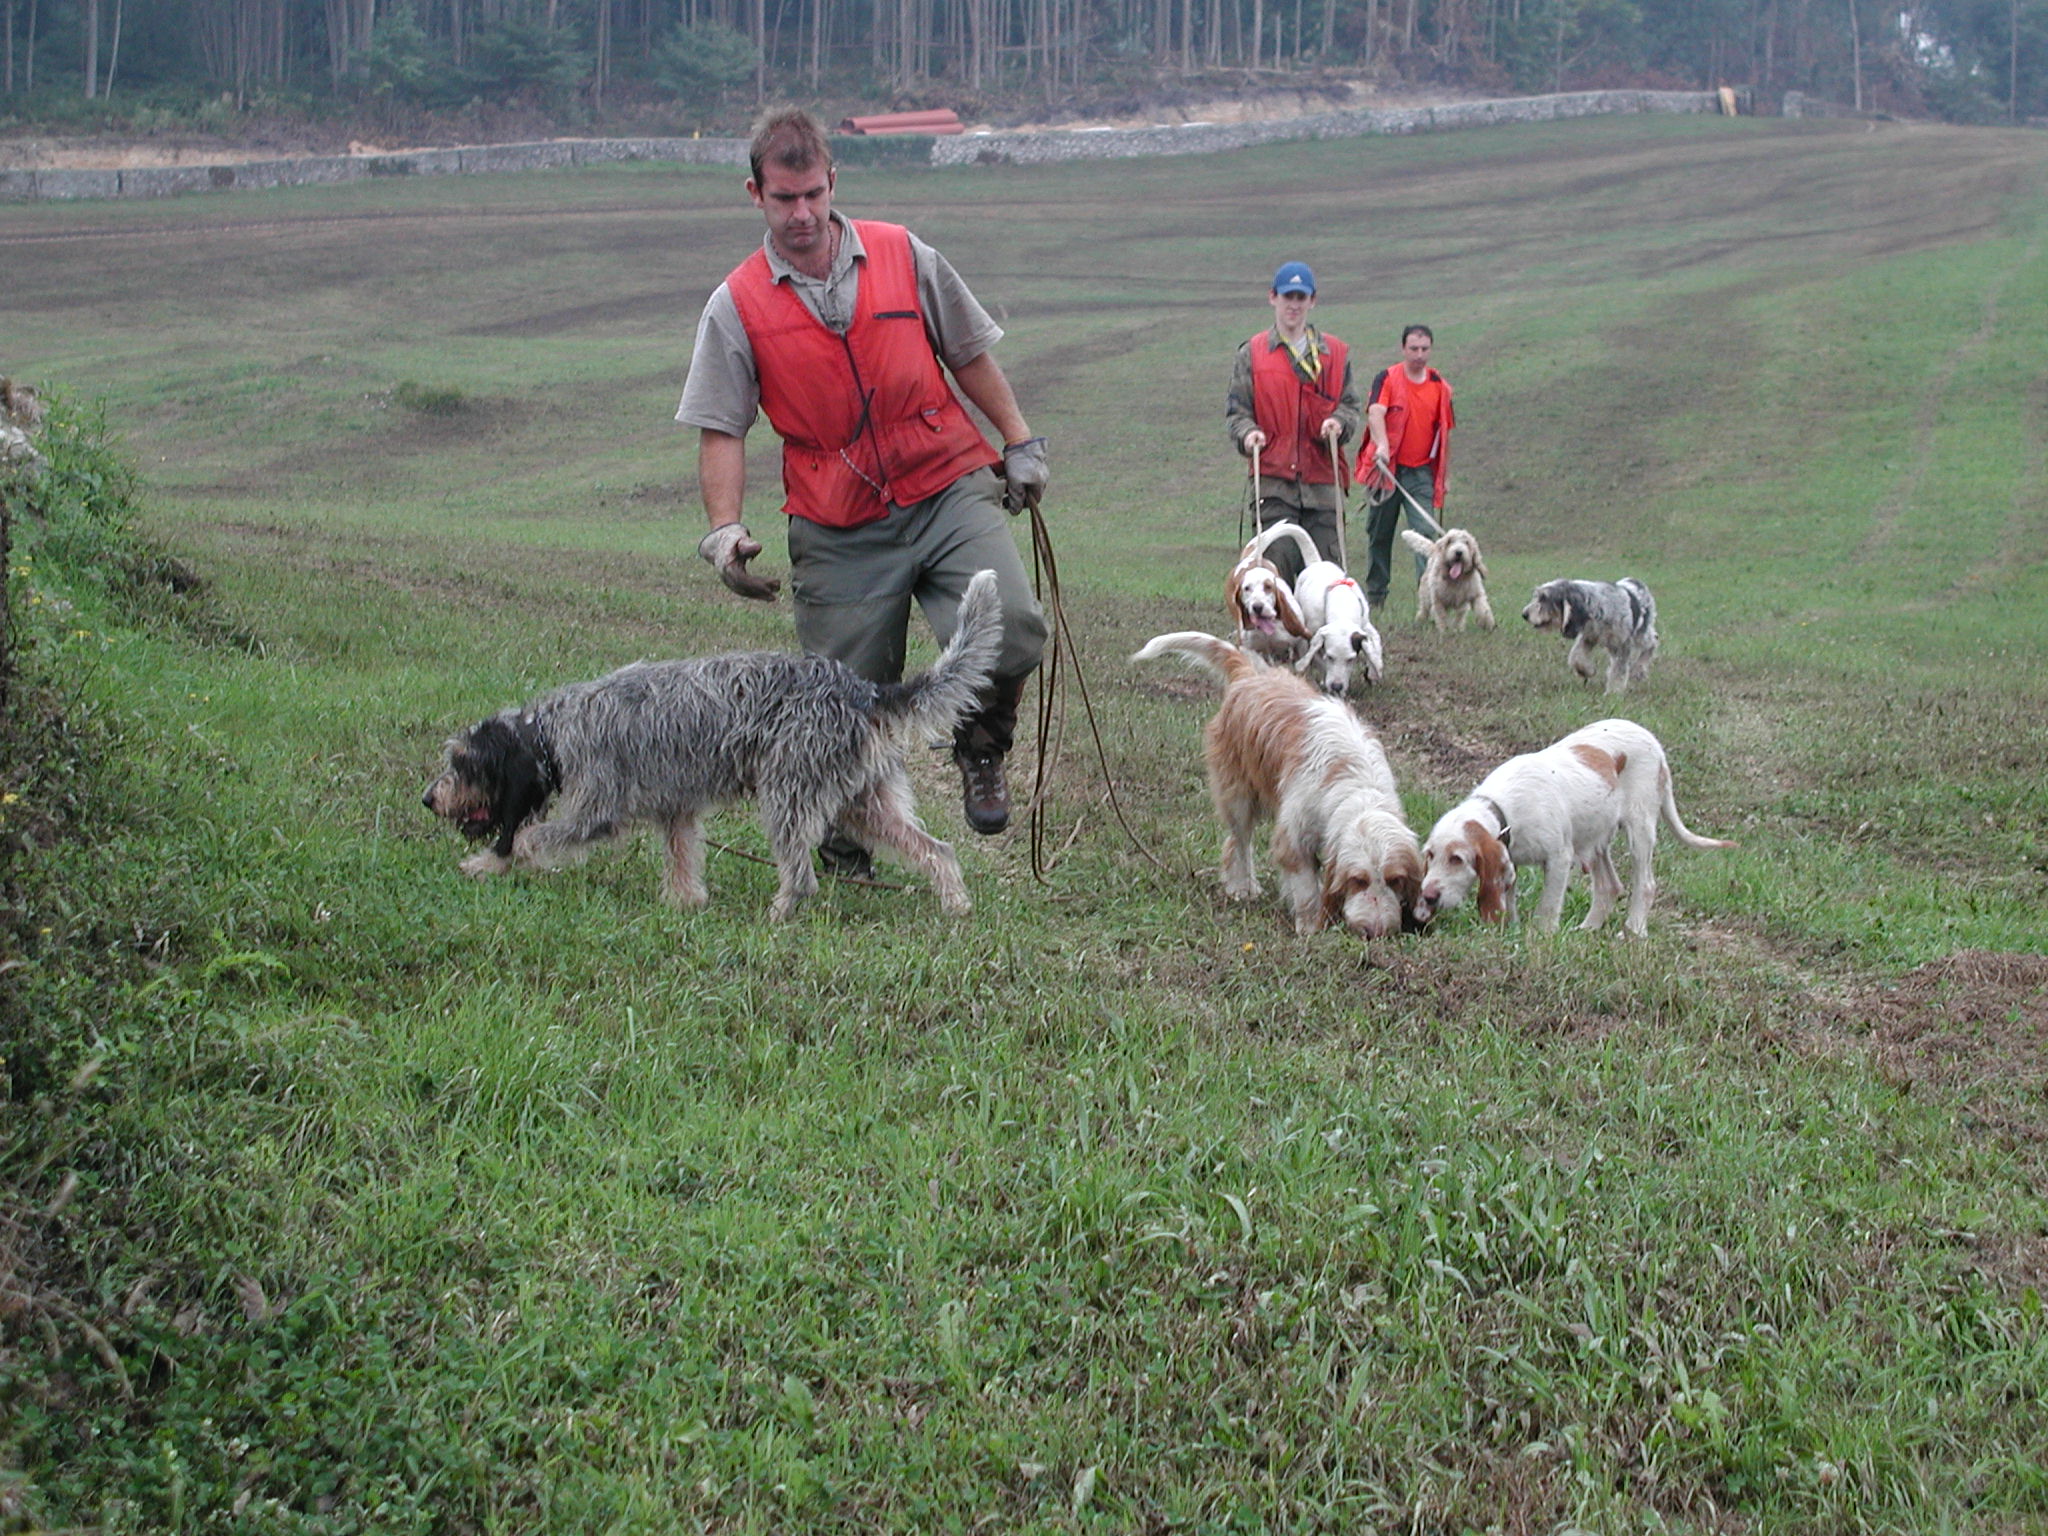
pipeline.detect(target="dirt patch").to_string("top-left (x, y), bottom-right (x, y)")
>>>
top-left (1816, 950), bottom-right (2048, 1153)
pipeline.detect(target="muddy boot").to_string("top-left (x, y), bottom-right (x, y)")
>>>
top-left (952, 746), bottom-right (1010, 836)
top-left (952, 672), bottom-right (1029, 836)
top-left (816, 830), bottom-right (875, 881)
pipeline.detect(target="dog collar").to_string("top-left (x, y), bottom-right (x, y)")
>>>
top-left (1473, 793), bottom-right (1512, 848)
top-left (522, 713), bottom-right (563, 796)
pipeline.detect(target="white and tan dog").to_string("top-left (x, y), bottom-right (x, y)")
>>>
top-left (1412, 718), bottom-right (1734, 936)
top-left (1292, 559), bottom-right (1384, 694)
top-left (1224, 522), bottom-right (1315, 663)
top-left (1400, 526), bottom-right (1495, 631)
top-left (1134, 629), bottom-right (1422, 939)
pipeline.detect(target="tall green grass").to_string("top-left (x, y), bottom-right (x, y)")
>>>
top-left (4, 115), bottom-right (2046, 1531)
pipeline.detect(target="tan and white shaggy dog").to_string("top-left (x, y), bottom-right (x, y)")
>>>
top-left (1134, 631), bottom-right (1422, 939)
top-left (1400, 525), bottom-right (1496, 631)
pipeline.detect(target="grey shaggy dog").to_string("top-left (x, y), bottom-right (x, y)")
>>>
top-left (423, 570), bottom-right (1004, 920)
top-left (1521, 576), bottom-right (1658, 693)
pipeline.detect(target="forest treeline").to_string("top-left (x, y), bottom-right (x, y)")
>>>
top-left (1, 0), bottom-right (2042, 129)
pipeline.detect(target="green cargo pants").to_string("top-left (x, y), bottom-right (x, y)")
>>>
top-left (786, 466), bottom-right (1048, 757)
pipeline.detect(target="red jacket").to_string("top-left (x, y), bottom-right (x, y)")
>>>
top-left (1249, 330), bottom-right (1349, 485)
top-left (1359, 365), bottom-right (1453, 509)
top-left (726, 220), bottom-right (996, 529)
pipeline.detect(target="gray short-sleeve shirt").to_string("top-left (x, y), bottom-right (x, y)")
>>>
top-left (676, 211), bottom-right (1005, 439)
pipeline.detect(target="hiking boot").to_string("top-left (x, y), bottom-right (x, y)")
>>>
top-left (816, 832), bottom-right (875, 882)
top-left (953, 747), bottom-right (1010, 836)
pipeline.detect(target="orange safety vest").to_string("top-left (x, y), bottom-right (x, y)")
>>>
top-left (1248, 329), bottom-right (1349, 486)
top-left (726, 220), bottom-right (997, 529)
top-left (1358, 365), bottom-right (1453, 508)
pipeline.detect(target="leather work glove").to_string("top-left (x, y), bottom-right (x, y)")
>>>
top-left (697, 522), bottom-right (780, 602)
top-left (999, 436), bottom-right (1049, 515)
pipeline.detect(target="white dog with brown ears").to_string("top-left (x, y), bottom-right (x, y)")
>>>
top-left (1134, 629), bottom-right (1422, 940)
top-left (1400, 525), bottom-right (1495, 631)
top-left (1411, 718), bottom-right (1734, 937)
top-left (1224, 521), bottom-right (1316, 663)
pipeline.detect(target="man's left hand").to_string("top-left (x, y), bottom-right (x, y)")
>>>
top-left (1000, 436), bottom-right (1049, 514)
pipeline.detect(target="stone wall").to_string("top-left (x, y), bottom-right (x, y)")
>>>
top-left (4, 89), bottom-right (1738, 203)
top-left (5, 136), bottom-right (747, 203)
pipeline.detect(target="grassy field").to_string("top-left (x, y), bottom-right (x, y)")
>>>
top-left (4, 113), bottom-right (2047, 1533)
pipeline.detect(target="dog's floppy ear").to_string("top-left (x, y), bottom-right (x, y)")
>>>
top-left (1560, 592), bottom-right (1587, 639)
top-left (1275, 580), bottom-right (1311, 639)
top-left (1469, 823), bottom-right (1514, 922)
top-left (1294, 632), bottom-right (1323, 672)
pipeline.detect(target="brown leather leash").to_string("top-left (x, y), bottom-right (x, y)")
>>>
top-left (1019, 489), bottom-right (1170, 880)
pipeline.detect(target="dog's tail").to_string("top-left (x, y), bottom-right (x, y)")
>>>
top-left (877, 568), bottom-right (1005, 739)
top-left (1131, 630), bottom-right (1259, 685)
top-left (1658, 763), bottom-right (1738, 851)
top-left (1243, 520), bottom-right (1320, 572)
top-left (1399, 528), bottom-right (1437, 559)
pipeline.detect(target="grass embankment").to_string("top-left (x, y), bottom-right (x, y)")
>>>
top-left (4, 114), bottom-right (2046, 1531)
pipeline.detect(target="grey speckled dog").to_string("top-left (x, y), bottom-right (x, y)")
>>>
top-left (424, 570), bottom-right (1003, 920)
top-left (1521, 576), bottom-right (1658, 693)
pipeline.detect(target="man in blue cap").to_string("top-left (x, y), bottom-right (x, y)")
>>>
top-left (1225, 260), bottom-right (1362, 587)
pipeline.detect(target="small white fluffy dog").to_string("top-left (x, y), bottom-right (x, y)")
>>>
top-left (1134, 629), bottom-right (1421, 939)
top-left (1292, 560), bottom-right (1384, 694)
top-left (1224, 522), bottom-right (1314, 663)
top-left (1411, 717), bottom-right (1734, 936)
top-left (1400, 526), bottom-right (1495, 631)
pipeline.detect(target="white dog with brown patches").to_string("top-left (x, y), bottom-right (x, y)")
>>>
top-left (1412, 718), bottom-right (1734, 936)
top-left (1225, 522), bottom-right (1316, 662)
top-left (1134, 629), bottom-right (1422, 939)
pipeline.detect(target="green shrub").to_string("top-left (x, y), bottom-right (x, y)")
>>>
top-left (391, 380), bottom-right (467, 417)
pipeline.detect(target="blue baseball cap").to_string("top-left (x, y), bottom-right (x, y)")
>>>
top-left (1272, 261), bottom-right (1316, 296)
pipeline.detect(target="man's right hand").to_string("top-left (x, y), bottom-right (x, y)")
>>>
top-left (1242, 429), bottom-right (1268, 455)
top-left (698, 522), bottom-right (780, 601)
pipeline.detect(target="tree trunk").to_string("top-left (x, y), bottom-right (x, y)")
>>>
top-left (1845, 0), bottom-right (1860, 110)
top-left (83, 0), bottom-right (97, 97)
top-left (103, 0), bottom-right (121, 94)
top-left (2011, 0), bottom-right (2021, 121)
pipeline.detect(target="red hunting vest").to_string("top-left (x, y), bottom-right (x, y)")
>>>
top-left (1248, 329), bottom-right (1348, 486)
top-left (726, 220), bottom-right (998, 529)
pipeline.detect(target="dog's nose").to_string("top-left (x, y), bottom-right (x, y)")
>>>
top-left (421, 787), bottom-right (436, 810)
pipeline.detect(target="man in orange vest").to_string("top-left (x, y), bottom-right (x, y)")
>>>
top-left (678, 109), bottom-right (1049, 866)
top-left (1225, 261), bottom-right (1361, 587)
top-left (1359, 323), bottom-right (1455, 613)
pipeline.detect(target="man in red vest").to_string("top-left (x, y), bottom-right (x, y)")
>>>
top-left (1359, 323), bottom-right (1455, 613)
top-left (678, 109), bottom-right (1050, 867)
top-left (1224, 260), bottom-right (1361, 587)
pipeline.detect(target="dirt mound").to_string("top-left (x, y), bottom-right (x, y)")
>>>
top-left (1823, 949), bottom-right (2048, 1145)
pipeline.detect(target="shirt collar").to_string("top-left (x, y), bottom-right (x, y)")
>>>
top-left (762, 210), bottom-right (863, 284)
top-left (1266, 323), bottom-right (1323, 355)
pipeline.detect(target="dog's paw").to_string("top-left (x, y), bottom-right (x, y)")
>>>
top-left (460, 849), bottom-right (511, 879)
